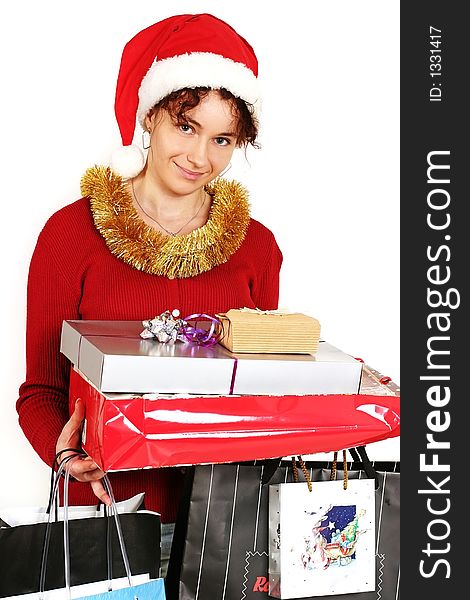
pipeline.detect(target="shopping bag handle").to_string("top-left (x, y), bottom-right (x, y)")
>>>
top-left (291, 451), bottom-right (349, 491)
top-left (260, 458), bottom-right (283, 485)
top-left (40, 453), bottom-right (78, 598)
top-left (329, 450), bottom-right (349, 490)
top-left (260, 446), bottom-right (379, 488)
top-left (291, 456), bottom-right (313, 491)
top-left (39, 452), bottom-right (134, 600)
top-left (348, 445), bottom-right (379, 488)
top-left (46, 447), bottom-right (101, 516)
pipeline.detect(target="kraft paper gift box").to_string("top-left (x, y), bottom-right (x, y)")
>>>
top-left (67, 366), bottom-right (400, 472)
top-left (60, 320), bottom-right (363, 395)
top-left (216, 309), bottom-right (321, 354)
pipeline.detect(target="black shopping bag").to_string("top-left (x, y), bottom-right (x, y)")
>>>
top-left (0, 453), bottom-right (161, 599)
top-left (0, 510), bottom-right (161, 598)
top-left (166, 457), bottom-right (399, 600)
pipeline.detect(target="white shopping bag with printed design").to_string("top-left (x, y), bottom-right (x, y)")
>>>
top-left (269, 478), bottom-right (375, 598)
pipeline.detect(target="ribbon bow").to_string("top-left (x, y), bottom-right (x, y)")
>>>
top-left (140, 310), bottom-right (220, 347)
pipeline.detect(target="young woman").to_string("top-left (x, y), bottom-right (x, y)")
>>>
top-left (16, 13), bottom-right (282, 552)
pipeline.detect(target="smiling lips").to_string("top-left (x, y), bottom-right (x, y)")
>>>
top-left (175, 163), bottom-right (206, 181)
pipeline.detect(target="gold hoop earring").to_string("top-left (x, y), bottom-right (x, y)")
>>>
top-left (142, 130), bottom-right (151, 150)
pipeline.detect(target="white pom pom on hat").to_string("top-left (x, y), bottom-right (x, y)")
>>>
top-left (110, 145), bottom-right (145, 179)
top-left (111, 13), bottom-right (260, 178)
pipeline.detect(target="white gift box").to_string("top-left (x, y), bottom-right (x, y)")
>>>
top-left (60, 320), bottom-right (362, 395)
top-left (232, 345), bottom-right (362, 395)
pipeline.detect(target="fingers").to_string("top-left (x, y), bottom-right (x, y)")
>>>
top-left (62, 398), bottom-right (85, 438)
top-left (91, 480), bottom-right (112, 507)
top-left (64, 455), bottom-right (112, 507)
top-left (54, 398), bottom-right (111, 507)
top-left (55, 398), bottom-right (85, 456)
top-left (67, 456), bottom-right (111, 505)
top-left (67, 456), bottom-right (103, 479)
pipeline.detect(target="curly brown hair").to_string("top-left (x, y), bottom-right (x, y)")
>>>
top-left (152, 87), bottom-right (259, 149)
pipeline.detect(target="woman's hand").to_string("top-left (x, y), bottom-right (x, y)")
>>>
top-left (56, 398), bottom-right (111, 506)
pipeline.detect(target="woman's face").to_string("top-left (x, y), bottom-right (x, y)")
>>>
top-left (144, 90), bottom-right (237, 195)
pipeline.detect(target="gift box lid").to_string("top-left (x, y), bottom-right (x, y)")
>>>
top-left (60, 320), bottom-right (236, 394)
top-left (60, 320), bottom-right (363, 395)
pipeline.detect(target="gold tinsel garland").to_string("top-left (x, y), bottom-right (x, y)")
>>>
top-left (80, 166), bottom-right (251, 279)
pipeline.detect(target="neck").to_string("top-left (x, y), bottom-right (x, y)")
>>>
top-left (133, 171), bottom-right (204, 220)
top-left (129, 169), bottom-right (210, 236)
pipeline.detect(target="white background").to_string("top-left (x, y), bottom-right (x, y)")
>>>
top-left (0, 0), bottom-right (399, 508)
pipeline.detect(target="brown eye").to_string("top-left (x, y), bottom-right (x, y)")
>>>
top-left (179, 123), bottom-right (193, 133)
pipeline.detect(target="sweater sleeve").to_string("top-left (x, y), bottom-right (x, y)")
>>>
top-left (250, 229), bottom-right (283, 311)
top-left (16, 220), bottom-right (81, 467)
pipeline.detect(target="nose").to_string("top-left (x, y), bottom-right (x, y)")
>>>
top-left (187, 138), bottom-right (208, 168)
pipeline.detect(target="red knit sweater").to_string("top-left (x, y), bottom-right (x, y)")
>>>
top-left (17, 195), bottom-right (282, 522)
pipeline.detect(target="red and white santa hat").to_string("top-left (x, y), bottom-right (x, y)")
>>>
top-left (110, 13), bottom-right (260, 178)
